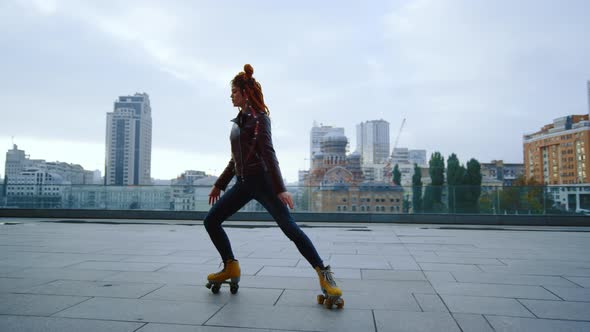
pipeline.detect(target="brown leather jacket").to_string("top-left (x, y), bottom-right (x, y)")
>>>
top-left (214, 110), bottom-right (286, 194)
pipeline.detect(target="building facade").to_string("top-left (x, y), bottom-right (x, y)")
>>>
top-left (105, 93), bottom-right (153, 185)
top-left (307, 131), bottom-right (403, 213)
top-left (523, 115), bottom-right (590, 185)
top-left (310, 123), bottom-right (345, 168)
top-left (356, 120), bottom-right (390, 165)
top-left (481, 160), bottom-right (524, 187)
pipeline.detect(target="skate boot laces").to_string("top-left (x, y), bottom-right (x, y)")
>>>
top-left (213, 261), bottom-right (227, 276)
top-left (320, 266), bottom-right (338, 287)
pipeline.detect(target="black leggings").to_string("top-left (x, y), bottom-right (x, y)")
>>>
top-left (203, 173), bottom-right (323, 268)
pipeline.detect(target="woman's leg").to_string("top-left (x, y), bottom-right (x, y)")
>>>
top-left (204, 181), bottom-right (253, 262)
top-left (254, 184), bottom-right (324, 268)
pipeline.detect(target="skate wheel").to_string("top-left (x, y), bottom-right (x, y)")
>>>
top-left (211, 285), bottom-right (220, 294)
top-left (317, 294), bottom-right (325, 304)
top-left (336, 298), bottom-right (344, 309)
top-left (324, 297), bottom-right (334, 309)
top-left (230, 284), bottom-right (239, 294)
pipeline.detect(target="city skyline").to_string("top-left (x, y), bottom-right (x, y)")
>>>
top-left (1, 0), bottom-right (590, 183)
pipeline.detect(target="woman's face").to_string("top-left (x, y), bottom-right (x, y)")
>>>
top-left (231, 86), bottom-right (246, 108)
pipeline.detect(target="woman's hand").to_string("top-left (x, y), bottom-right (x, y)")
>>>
top-left (278, 191), bottom-right (294, 209)
top-left (208, 185), bottom-right (221, 205)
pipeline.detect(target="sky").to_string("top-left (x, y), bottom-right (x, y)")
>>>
top-left (1, 0), bottom-right (589, 183)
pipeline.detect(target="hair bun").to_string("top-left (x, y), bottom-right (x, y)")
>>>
top-left (244, 64), bottom-right (254, 79)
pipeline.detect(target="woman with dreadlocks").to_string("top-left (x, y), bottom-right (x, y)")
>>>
top-left (204, 64), bottom-right (343, 308)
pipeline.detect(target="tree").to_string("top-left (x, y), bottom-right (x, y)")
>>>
top-left (464, 158), bottom-right (482, 213)
top-left (412, 163), bottom-right (423, 213)
top-left (499, 175), bottom-right (544, 214)
top-left (393, 164), bottom-right (401, 186)
top-left (424, 152), bottom-right (445, 212)
top-left (446, 154), bottom-right (464, 213)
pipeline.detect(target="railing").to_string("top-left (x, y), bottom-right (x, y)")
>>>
top-left (1, 183), bottom-right (589, 215)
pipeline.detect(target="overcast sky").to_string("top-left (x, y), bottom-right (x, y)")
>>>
top-left (1, 0), bottom-right (589, 183)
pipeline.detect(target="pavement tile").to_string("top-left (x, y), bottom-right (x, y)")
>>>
top-left (143, 284), bottom-right (283, 305)
top-left (373, 310), bottom-right (461, 332)
top-left (423, 271), bottom-right (456, 284)
top-left (433, 282), bottom-right (560, 300)
top-left (0, 293), bottom-right (90, 315)
top-left (0, 315), bottom-right (143, 332)
top-left (544, 286), bottom-right (590, 301)
top-left (66, 261), bottom-right (168, 272)
top-left (388, 257), bottom-right (421, 270)
top-left (122, 255), bottom-right (212, 264)
top-left (361, 269), bottom-right (427, 281)
top-left (419, 263), bottom-right (482, 273)
top-left (137, 324), bottom-right (297, 332)
top-left (101, 271), bottom-right (206, 285)
top-left (256, 266), bottom-right (361, 279)
top-left (415, 256), bottom-right (505, 265)
top-left (486, 315), bottom-right (590, 332)
top-left (277, 289), bottom-right (421, 310)
top-left (328, 254), bottom-right (391, 269)
top-left (21, 279), bottom-right (164, 298)
top-left (414, 293), bottom-right (448, 312)
top-left (206, 303), bottom-right (374, 331)
top-left (54, 297), bottom-right (221, 325)
top-left (519, 299), bottom-right (590, 321)
top-left (565, 276), bottom-right (590, 287)
top-left (440, 295), bottom-right (534, 317)
top-left (451, 271), bottom-right (580, 287)
top-left (452, 313), bottom-right (494, 332)
top-left (3, 267), bottom-right (120, 281)
top-left (0, 277), bottom-right (55, 293)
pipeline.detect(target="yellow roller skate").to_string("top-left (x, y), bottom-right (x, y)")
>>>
top-left (206, 259), bottom-right (240, 294)
top-left (315, 265), bottom-right (344, 309)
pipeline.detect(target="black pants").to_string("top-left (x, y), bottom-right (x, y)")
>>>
top-left (204, 173), bottom-right (323, 268)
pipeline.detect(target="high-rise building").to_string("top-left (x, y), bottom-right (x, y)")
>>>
top-left (4, 145), bottom-right (44, 180)
top-left (523, 114), bottom-right (589, 185)
top-left (310, 122), bottom-right (345, 167)
top-left (587, 80), bottom-right (590, 114)
top-left (105, 93), bottom-right (152, 185)
top-left (356, 120), bottom-right (390, 165)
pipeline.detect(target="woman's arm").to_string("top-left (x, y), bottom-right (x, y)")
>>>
top-left (214, 158), bottom-right (235, 191)
top-left (256, 114), bottom-right (287, 194)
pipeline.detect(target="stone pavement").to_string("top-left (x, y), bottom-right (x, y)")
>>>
top-left (1, 218), bottom-right (590, 332)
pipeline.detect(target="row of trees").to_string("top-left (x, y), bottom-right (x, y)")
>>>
top-left (396, 152), bottom-right (554, 214)
top-left (394, 152), bottom-right (483, 213)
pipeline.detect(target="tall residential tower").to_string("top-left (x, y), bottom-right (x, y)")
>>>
top-left (356, 120), bottom-right (390, 165)
top-left (105, 93), bottom-right (152, 185)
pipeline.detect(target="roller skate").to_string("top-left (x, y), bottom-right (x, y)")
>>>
top-left (205, 259), bottom-right (240, 294)
top-left (315, 265), bottom-right (344, 309)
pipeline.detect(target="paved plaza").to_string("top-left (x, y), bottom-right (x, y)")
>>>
top-left (1, 218), bottom-right (590, 331)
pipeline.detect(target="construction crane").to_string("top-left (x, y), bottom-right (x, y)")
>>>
top-left (392, 118), bottom-right (406, 156)
top-left (384, 118), bottom-right (406, 183)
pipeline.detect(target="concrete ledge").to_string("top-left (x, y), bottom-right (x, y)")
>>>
top-left (0, 208), bottom-right (588, 226)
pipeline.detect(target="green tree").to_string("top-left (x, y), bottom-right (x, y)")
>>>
top-left (446, 154), bottom-right (464, 213)
top-left (412, 163), bottom-right (423, 213)
top-left (403, 194), bottom-right (411, 213)
top-left (463, 159), bottom-right (482, 213)
top-left (499, 175), bottom-right (544, 214)
top-left (393, 164), bottom-right (401, 186)
top-left (424, 152), bottom-right (445, 212)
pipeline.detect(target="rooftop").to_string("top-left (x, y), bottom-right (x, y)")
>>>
top-left (1, 218), bottom-right (590, 331)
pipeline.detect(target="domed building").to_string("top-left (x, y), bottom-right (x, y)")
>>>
top-left (307, 132), bottom-right (403, 213)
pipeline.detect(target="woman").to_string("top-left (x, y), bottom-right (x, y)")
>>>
top-left (204, 64), bottom-right (343, 308)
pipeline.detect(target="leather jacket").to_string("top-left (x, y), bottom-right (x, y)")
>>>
top-left (214, 110), bottom-right (286, 194)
